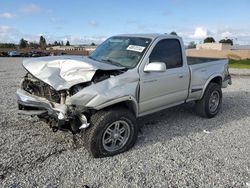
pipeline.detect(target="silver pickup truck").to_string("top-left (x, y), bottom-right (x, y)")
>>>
top-left (16, 34), bottom-right (232, 157)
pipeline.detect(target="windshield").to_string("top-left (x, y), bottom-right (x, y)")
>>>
top-left (89, 36), bottom-right (152, 68)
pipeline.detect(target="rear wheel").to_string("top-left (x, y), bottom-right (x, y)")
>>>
top-left (83, 107), bottom-right (138, 158)
top-left (195, 83), bottom-right (222, 118)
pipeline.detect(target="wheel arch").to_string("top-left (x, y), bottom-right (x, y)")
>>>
top-left (200, 74), bottom-right (222, 99)
top-left (91, 96), bottom-right (139, 117)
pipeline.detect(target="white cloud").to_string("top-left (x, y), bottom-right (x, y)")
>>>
top-left (0, 26), bottom-right (14, 33)
top-left (0, 25), bottom-right (20, 43)
top-left (191, 27), bottom-right (208, 39)
top-left (176, 25), bottom-right (250, 45)
top-left (59, 35), bottom-right (106, 45)
top-left (0, 25), bottom-right (106, 44)
top-left (20, 4), bottom-right (41, 13)
top-left (221, 31), bottom-right (233, 38)
top-left (1, 22), bottom-right (250, 45)
top-left (0, 12), bottom-right (16, 19)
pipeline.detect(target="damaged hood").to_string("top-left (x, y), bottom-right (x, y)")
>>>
top-left (23, 56), bottom-right (125, 90)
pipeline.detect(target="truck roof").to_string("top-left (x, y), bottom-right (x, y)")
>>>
top-left (116, 33), bottom-right (181, 40)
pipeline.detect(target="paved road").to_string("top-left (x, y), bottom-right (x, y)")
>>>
top-left (0, 58), bottom-right (250, 187)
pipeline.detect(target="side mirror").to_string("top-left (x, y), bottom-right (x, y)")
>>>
top-left (144, 62), bottom-right (166, 72)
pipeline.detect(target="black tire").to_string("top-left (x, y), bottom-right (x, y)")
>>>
top-left (83, 107), bottom-right (138, 158)
top-left (195, 82), bottom-right (222, 118)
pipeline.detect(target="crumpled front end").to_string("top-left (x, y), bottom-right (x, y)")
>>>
top-left (67, 69), bottom-right (139, 113)
top-left (16, 73), bottom-right (89, 133)
top-left (22, 55), bottom-right (125, 90)
top-left (17, 58), bottom-right (139, 133)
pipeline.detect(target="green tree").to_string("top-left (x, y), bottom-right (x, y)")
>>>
top-left (170, 31), bottom-right (178, 36)
top-left (203, 37), bottom-right (215, 43)
top-left (0, 43), bottom-right (16, 48)
top-left (53, 41), bottom-right (59, 46)
top-left (29, 42), bottom-right (39, 49)
top-left (219, 38), bottom-right (233, 45)
top-left (91, 42), bottom-right (96, 46)
top-left (66, 41), bottom-right (70, 46)
top-left (187, 41), bottom-right (196, 49)
top-left (19, 38), bottom-right (28, 48)
top-left (39, 36), bottom-right (47, 49)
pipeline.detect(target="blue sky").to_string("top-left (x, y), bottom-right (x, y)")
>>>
top-left (0, 0), bottom-right (250, 45)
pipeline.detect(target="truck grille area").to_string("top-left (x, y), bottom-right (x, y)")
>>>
top-left (22, 74), bottom-right (61, 103)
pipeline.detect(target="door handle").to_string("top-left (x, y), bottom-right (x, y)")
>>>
top-left (178, 74), bottom-right (184, 78)
top-left (143, 79), bottom-right (158, 83)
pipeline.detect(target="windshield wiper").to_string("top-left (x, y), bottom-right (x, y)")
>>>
top-left (100, 58), bottom-right (124, 67)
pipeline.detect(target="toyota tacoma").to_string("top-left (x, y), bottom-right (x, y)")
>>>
top-left (16, 34), bottom-right (232, 157)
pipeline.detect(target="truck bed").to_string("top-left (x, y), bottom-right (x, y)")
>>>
top-left (186, 58), bottom-right (228, 102)
top-left (187, 57), bottom-right (224, 65)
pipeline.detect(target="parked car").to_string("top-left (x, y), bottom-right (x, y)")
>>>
top-left (16, 34), bottom-right (232, 157)
top-left (8, 51), bottom-right (19, 57)
top-left (28, 51), bottom-right (49, 57)
top-left (31, 51), bottom-right (42, 57)
top-left (19, 52), bottom-right (30, 57)
top-left (0, 52), bottom-right (9, 57)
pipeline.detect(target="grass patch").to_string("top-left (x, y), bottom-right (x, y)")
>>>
top-left (229, 59), bottom-right (250, 69)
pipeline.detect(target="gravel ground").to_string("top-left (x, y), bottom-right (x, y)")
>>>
top-left (0, 57), bottom-right (250, 188)
top-left (230, 68), bottom-right (250, 76)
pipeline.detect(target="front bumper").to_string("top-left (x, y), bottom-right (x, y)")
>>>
top-left (16, 89), bottom-right (90, 130)
top-left (16, 88), bottom-right (67, 118)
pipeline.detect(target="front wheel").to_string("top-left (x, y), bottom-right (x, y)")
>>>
top-left (83, 107), bottom-right (138, 158)
top-left (195, 83), bottom-right (222, 118)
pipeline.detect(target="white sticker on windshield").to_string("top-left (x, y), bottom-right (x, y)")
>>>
top-left (126, 45), bottom-right (145, 52)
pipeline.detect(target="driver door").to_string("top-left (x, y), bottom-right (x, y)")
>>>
top-left (139, 39), bottom-right (189, 114)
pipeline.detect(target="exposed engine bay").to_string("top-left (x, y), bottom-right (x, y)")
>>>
top-left (20, 69), bottom-right (127, 133)
top-left (22, 74), bottom-right (61, 103)
top-left (22, 69), bottom-right (126, 101)
top-left (69, 69), bottom-right (126, 95)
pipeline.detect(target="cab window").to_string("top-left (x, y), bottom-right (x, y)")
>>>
top-left (149, 39), bottom-right (183, 69)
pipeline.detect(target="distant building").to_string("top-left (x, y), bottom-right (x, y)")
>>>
top-left (46, 46), bottom-right (75, 51)
top-left (196, 43), bottom-right (231, 51)
top-left (46, 45), bottom-right (97, 53)
top-left (74, 45), bottom-right (97, 52)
